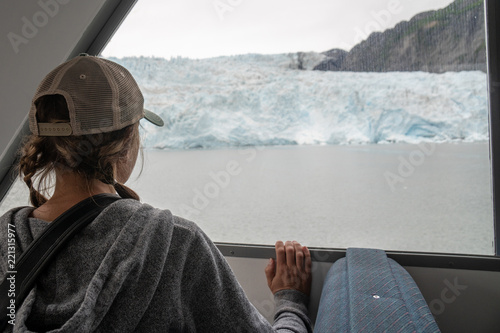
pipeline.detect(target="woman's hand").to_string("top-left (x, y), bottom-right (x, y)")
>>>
top-left (265, 240), bottom-right (312, 296)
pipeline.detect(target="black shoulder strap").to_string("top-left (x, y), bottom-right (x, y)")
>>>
top-left (0, 193), bottom-right (121, 329)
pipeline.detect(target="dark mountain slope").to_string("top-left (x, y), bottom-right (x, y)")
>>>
top-left (315, 0), bottom-right (486, 73)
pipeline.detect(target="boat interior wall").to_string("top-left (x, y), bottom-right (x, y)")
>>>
top-left (223, 247), bottom-right (500, 332)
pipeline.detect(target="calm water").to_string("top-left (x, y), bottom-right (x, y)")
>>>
top-left (1, 143), bottom-right (494, 255)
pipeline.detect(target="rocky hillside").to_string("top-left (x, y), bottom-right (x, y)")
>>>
top-left (314, 0), bottom-right (486, 73)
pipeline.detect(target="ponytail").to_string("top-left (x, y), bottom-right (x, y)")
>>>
top-left (19, 136), bottom-right (52, 207)
top-left (99, 161), bottom-right (140, 201)
top-left (114, 182), bottom-right (140, 201)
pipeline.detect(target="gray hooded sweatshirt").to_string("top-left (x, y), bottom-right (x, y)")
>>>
top-left (0, 199), bottom-right (312, 332)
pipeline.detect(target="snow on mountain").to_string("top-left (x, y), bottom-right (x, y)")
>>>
top-left (110, 54), bottom-right (488, 149)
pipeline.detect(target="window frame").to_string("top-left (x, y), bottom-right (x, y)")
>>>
top-left (0, 0), bottom-right (498, 257)
top-left (217, 243), bottom-right (500, 271)
top-left (485, 0), bottom-right (500, 256)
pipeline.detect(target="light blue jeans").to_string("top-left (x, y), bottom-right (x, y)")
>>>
top-left (314, 248), bottom-right (440, 333)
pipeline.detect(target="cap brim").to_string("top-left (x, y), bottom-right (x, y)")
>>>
top-left (143, 109), bottom-right (164, 127)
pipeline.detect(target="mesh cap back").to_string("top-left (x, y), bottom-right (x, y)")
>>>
top-left (29, 54), bottom-right (163, 136)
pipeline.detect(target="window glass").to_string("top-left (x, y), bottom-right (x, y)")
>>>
top-left (1, 0), bottom-right (493, 255)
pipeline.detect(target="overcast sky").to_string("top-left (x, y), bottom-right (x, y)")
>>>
top-left (102, 0), bottom-right (455, 59)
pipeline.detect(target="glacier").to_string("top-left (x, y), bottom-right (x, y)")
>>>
top-left (109, 54), bottom-right (489, 149)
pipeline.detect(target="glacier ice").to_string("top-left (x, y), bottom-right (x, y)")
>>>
top-left (110, 54), bottom-right (489, 149)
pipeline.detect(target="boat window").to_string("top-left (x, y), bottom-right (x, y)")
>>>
top-left (1, 0), bottom-right (493, 255)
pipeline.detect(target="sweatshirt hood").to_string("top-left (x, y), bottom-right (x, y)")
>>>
top-left (0, 200), bottom-right (175, 332)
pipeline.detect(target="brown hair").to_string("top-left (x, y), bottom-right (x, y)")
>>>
top-left (19, 94), bottom-right (141, 207)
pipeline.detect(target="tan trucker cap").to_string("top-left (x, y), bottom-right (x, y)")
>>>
top-left (29, 53), bottom-right (163, 136)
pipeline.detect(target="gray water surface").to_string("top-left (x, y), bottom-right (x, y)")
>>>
top-left (1, 143), bottom-right (493, 255)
